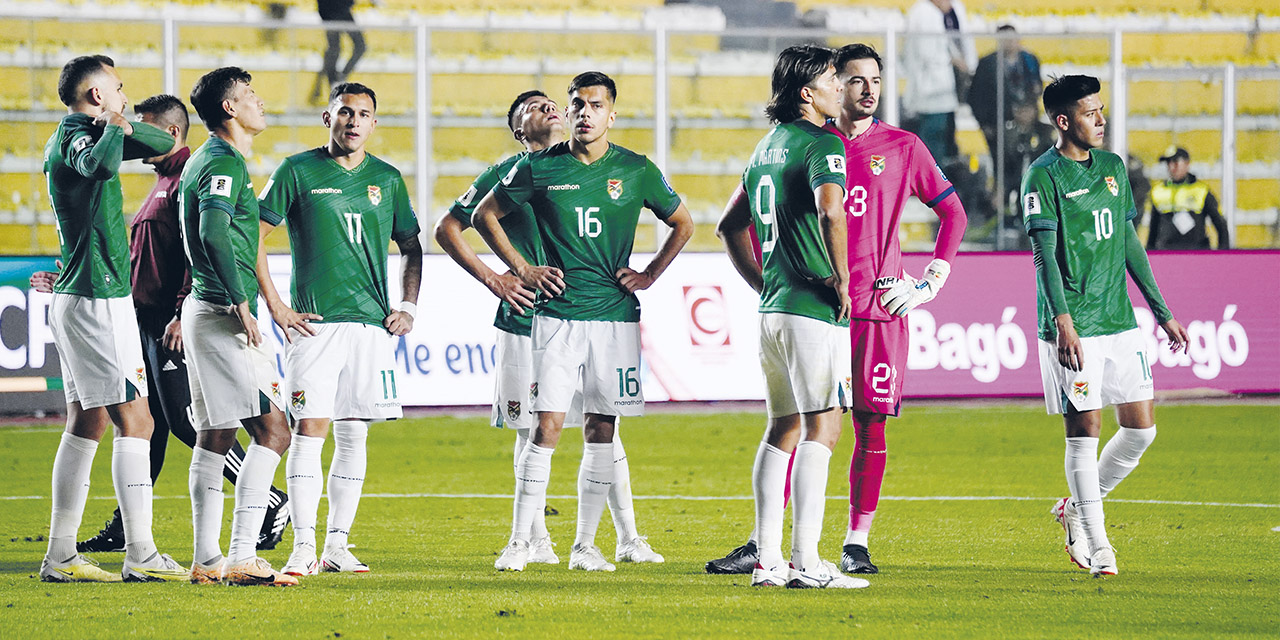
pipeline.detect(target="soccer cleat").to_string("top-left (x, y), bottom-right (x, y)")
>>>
top-left (282, 544), bottom-right (319, 577)
top-left (39, 554), bottom-right (122, 583)
top-left (840, 544), bottom-right (879, 574)
top-left (1052, 497), bottom-right (1092, 570)
top-left (704, 541), bottom-right (759, 575)
top-left (321, 545), bottom-right (370, 573)
top-left (1090, 546), bottom-right (1118, 577)
top-left (568, 544), bottom-right (616, 572)
top-left (76, 508), bottom-right (125, 553)
top-left (189, 558), bottom-right (223, 585)
top-left (615, 536), bottom-right (664, 564)
top-left (750, 563), bottom-right (788, 587)
top-left (787, 560), bottom-right (871, 589)
top-left (221, 557), bottom-right (299, 586)
top-left (122, 552), bottom-right (189, 582)
top-left (257, 495), bottom-right (290, 551)
top-left (494, 539), bottom-right (530, 572)
top-left (528, 537), bottom-right (560, 565)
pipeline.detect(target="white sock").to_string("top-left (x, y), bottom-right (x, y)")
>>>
top-left (790, 441), bottom-right (833, 571)
top-left (325, 420), bottom-right (368, 551)
top-left (228, 444), bottom-right (281, 564)
top-left (511, 443), bottom-right (553, 543)
top-left (286, 434), bottom-right (325, 551)
top-left (1098, 426), bottom-right (1156, 498)
top-left (608, 434), bottom-right (640, 542)
top-left (189, 446), bottom-right (226, 565)
top-left (751, 441), bottom-right (791, 568)
top-left (112, 436), bottom-right (157, 562)
top-left (48, 432), bottom-right (98, 561)
top-left (844, 530), bottom-right (869, 547)
top-left (514, 429), bottom-right (549, 540)
top-left (574, 442), bottom-right (614, 548)
top-left (1065, 437), bottom-right (1109, 552)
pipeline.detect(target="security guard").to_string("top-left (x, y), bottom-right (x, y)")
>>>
top-left (1147, 146), bottom-right (1230, 250)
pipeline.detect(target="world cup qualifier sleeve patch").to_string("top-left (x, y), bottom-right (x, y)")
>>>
top-left (210, 175), bottom-right (234, 197)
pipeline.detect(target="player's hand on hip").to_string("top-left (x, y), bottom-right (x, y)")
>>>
top-left (879, 259), bottom-right (950, 317)
top-left (489, 270), bottom-right (536, 314)
top-left (834, 286), bottom-right (852, 323)
top-left (234, 302), bottom-right (263, 348)
top-left (271, 305), bottom-right (322, 343)
top-left (1161, 318), bottom-right (1189, 353)
top-left (29, 270), bottom-right (58, 293)
top-left (517, 264), bottom-right (564, 297)
top-left (162, 318), bottom-right (183, 353)
top-left (616, 267), bottom-right (654, 293)
top-left (384, 310), bottom-right (414, 336)
top-left (1054, 315), bottom-right (1084, 372)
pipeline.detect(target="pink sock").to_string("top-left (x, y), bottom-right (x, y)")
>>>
top-left (782, 447), bottom-right (795, 509)
top-left (848, 416), bottom-right (887, 534)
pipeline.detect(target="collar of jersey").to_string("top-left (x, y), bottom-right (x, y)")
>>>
top-left (319, 146), bottom-right (371, 175)
top-left (565, 142), bottom-right (615, 167)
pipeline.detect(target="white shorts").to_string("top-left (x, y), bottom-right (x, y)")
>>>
top-left (284, 322), bottom-right (402, 421)
top-left (1038, 327), bottom-right (1155, 414)
top-left (759, 312), bottom-right (852, 418)
top-left (491, 329), bottom-right (584, 430)
top-left (531, 316), bottom-right (644, 418)
top-left (49, 293), bottom-right (147, 409)
top-left (182, 297), bottom-right (284, 430)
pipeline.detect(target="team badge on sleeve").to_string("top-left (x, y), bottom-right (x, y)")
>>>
top-left (211, 175), bottom-right (233, 197)
top-left (1023, 192), bottom-right (1041, 217)
top-left (507, 400), bottom-right (521, 421)
top-left (827, 154), bottom-right (846, 174)
top-left (1105, 176), bottom-right (1119, 197)
top-left (291, 390), bottom-right (306, 410)
top-left (869, 155), bottom-right (886, 176)
top-left (607, 179), bottom-right (623, 200)
top-left (367, 185), bottom-right (382, 206)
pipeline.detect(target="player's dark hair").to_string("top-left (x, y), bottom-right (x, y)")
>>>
top-left (330, 82), bottom-right (377, 111)
top-left (507, 90), bottom-right (548, 132)
top-left (997, 23), bottom-right (1017, 33)
top-left (765, 45), bottom-right (837, 124)
top-left (1042, 74), bottom-right (1100, 120)
top-left (835, 43), bottom-right (883, 73)
top-left (567, 72), bottom-right (616, 104)
top-left (134, 94), bottom-right (189, 137)
top-left (190, 66), bottom-right (252, 130)
top-left (57, 55), bottom-right (115, 107)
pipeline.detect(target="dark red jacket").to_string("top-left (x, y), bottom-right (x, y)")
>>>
top-left (129, 146), bottom-right (191, 335)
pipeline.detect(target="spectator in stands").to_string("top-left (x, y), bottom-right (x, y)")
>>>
top-left (1147, 146), bottom-right (1231, 250)
top-left (310, 0), bottom-right (367, 105)
top-left (1127, 153), bottom-right (1151, 218)
top-left (995, 101), bottom-right (1055, 244)
top-left (967, 24), bottom-right (1042, 161)
top-left (902, 0), bottom-right (977, 165)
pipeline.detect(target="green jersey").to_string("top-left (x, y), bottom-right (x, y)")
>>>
top-left (44, 115), bottom-right (174, 298)
top-left (742, 120), bottom-right (848, 325)
top-left (492, 142), bottom-right (681, 323)
top-left (259, 148), bottom-right (420, 326)
top-left (180, 136), bottom-right (262, 313)
top-left (1022, 147), bottom-right (1139, 340)
top-left (447, 152), bottom-right (540, 337)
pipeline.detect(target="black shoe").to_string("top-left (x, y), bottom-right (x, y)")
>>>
top-left (840, 544), bottom-right (879, 574)
top-left (77, 507), bottom-right (125, 553)
top-left (704, 541), bottom-right (758, 574)
top-left (256, 493), bottom-right (290, 551)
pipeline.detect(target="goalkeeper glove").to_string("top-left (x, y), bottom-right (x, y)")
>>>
top-left (879, 258), bottom-right (951, 317)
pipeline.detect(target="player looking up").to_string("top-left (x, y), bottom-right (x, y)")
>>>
top-left (1022, 75), bottom-right (1188, 576)
top-left (256, 82), bottom-right (423, 577)
top-left (474, 72), bottom-right (694, 573)
top-left (716, 44), bottom-right (867, 589)
top-left (435, 89), bottom-right (662, 569)
top-left (180, 67), bottom-right (296, 586)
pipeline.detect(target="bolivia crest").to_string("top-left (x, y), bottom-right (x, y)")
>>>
top-left (291, 390), bottom-right (306, 410)
top-left (507, 400), bottom-right (521, 421)
top-left (271, 382), bottom-right (281, 399)
top-left (1072, 381), bottom-right (1089, 401)
top-left (1104, 176), bottom-right (1119, 197)
top-left (607, 179), bottom-right (623, 200)
top-left (135, 367), bottom-right (146, 384)
top-left (869, 155), bottom-right (886, 176)
top-left (529, 382), bottom-right (539, 401)
top-left (368, 185), bottom-right (382, 206)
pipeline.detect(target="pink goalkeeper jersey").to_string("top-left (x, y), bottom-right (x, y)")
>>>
top-left (826, 119), bottom-right (957, 322)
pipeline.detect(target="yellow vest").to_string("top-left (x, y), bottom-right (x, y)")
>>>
top-left (1151, 180), bottom-right (1209, 216)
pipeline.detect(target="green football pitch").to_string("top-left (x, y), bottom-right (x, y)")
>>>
top-left (1, 403), bottom-right (1276, 638)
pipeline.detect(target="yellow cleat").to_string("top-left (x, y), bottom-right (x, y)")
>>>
top-left (123, 552), bottom-right (189, 583)
top-left (40, 554), bottom-right (122, 583)
top-left (221, 557), bottom-right (298, 587)
top-left (189, 558), bottom-right (224, 585)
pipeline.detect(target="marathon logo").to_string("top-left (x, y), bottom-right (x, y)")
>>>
top-left (310, 188), bottom-right (343, 194)
top-left (546, 184), bottom-right (580, 191)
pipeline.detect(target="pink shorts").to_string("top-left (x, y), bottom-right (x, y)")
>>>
top-left (850, 317), bottom-right (908, 416)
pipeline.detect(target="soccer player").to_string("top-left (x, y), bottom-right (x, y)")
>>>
top-left (255, 82), bottom-right (423, 576)
top-left (1022, 75), bottom-right (1188, 576)
top-left (705, 43), bottom-right (967, 577)
top-left (435, 89), bottom-right (663, 568)
top-left (39, 55), bottom-right (188, 583)
top-left (715, 44), bottom-right (868, 589)
top-left (474, 72), bottom-right (693, 572)
top-left (180, 67), bottom-right (296, 586)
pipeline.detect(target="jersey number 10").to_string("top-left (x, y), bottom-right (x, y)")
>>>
top-left (1091, 208), bottom-right (1114, 241)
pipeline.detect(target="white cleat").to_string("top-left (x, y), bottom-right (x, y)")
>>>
top-left (1090, 546), bottom-right (1118, 577)
top-left (495, 539), bottom-right (530, 571)
top-left (569, 544), bottom-right (616, 572)
top-left (750, 562), bottom-right (788, 587)
top-left (321, 545), bottom-right (370, 573)
top-left (787, 560), bottom-right (871, 589)
top-left (282, 544), bottom-right (320, 577)
top-left (615, 536), bottom-right (664, 564)
top-left (1052, 497), bottom-right (1091, 570)
top-left (122, 551), bottom-right (188, 582)
top-left (528, 537), bottom-right (560, 565)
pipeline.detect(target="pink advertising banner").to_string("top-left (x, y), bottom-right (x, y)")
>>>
top-left (898, 250), bottom-right (1280, 397)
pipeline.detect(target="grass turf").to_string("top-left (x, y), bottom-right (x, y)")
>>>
top-left (0, 403), bottom-right (1276, 638)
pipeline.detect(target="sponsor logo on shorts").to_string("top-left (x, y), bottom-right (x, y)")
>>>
top-left (607, 179), bottom-right (623, 200)
top-left (374, 401), bottom-right (400, 408)
top-left (546, 183), bottom-right (579, 191)
top-left (367, 185), bottom-right (381, 206)
top-left (869, 155), bottom-right (885, 176)
top-left (310, 187), bottom-right (343, 194)
top-left (507, 400), bottom-right (521, 421)
top-left (614, 399), bottom-right (643, 407)
top-left (1072, 381), bottom-right (1089, 401)
top-left (291, 390), bottom-right (306, 410)
top-left (873, 396), bottom-right (894, 403)
top-left (529, 382), bottom-right (538, 401)
top-left (1105, 176), bottom-right (1119, 197)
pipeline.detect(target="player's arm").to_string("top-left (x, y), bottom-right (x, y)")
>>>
top-left (473, 159), bottom-right (563, 295)
top-left (1022, 168), bottom-right (1082, 370)
top-left (882, 137), bottom-right (963, 316)
top-left (194, 168), bottom-right (259, 345)
top-left (716, 184), bottom-right (762, 294)
top-left (66, 117), bottom-right (125, 180)
top-left (815, 182), bottom-right (851, 322)
top-left (385, 232), bottom-right (423, 336)
top-left (1204, 191), bottom-right (1231, 249)
top-left (121, 120), bottom-right (176, 161)
top-left (619, 161), bottom-right (693, 293)
top-left (255, 163), bottom-right (321, 342)
top-left (165, 263), bottom-right (191, 353)
top-left (434, 173), bottom-right (536, 312)
top-left (1123, 220), bottom-right (1187, 352)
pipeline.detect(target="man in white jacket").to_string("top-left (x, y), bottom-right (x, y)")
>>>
top-left (902, 0), bottom-right (978, 164)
